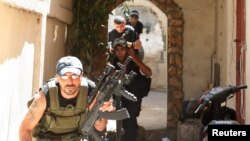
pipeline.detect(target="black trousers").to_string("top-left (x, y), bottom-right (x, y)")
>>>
top-left (121, 98), bottom-right (142, 141)
top-left (122, 116), bottom-right (138, 141)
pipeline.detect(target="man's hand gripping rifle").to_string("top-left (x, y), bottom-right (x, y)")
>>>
top-left (80, 57), bottom-right (137, 141)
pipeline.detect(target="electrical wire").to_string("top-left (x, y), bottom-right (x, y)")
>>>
top-left (229, 0), bottom-right (237, 84)
top-left (240, 43), bottom-right (247, 120)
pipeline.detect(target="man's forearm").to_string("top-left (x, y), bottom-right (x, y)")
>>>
top-left (19, 129), bottom-right (32, 141)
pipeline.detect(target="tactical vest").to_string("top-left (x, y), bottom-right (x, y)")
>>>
top-left (32, 78), bottom-right (89, 137)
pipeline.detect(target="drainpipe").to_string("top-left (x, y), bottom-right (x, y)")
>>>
top-left (235, 0), bottom-right (246, 124)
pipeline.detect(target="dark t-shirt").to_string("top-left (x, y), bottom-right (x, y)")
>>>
top-left (111, 58), bottom-right (151, 117)
top-left (112, 59), bottom-right (150, 99)
top-left (108, 25), bottom-right (140, 61)
top-left (108, 25), bottom-right (138, 47)
top-left (127, 20), bottom-right (143, 35)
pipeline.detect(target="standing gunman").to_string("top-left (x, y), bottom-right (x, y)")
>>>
top-left (108, 15), bottom-right (142, 60)
top-left (127, 10), bottom-right (144, 60)
top-left (111, 38), bottom-right (152, 141)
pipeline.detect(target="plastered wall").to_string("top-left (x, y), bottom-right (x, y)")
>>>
top-left (0, 0), bottom-right (72, 140)
top-left (0, 3), bottom-right (41, 140)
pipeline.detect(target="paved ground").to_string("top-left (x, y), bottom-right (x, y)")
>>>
top-left (138, 90), bottom-right (167, 130)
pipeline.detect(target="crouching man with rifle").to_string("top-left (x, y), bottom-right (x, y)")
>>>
top-left (19, 56), bottom-right (135, 141)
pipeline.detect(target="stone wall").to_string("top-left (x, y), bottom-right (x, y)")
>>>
top-left (150, 1), bottom-right (184, 140)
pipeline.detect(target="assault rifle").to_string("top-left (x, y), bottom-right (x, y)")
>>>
top-left (87, 63), bottom-right (114, 104)
top-left (80, 57), bottom-right (137, 141)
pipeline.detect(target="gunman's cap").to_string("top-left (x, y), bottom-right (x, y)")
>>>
top-left (130, 10), bottom-right (139, 18)
top-left (113, 38), bottom-right (127, 48)
top-left (56, 56), bottom-right (83, 76)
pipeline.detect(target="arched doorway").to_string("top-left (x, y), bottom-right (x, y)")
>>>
top-left (108, 0), bottom-right (184, 140)
top-left (109, 2), bottom-right (168, 130)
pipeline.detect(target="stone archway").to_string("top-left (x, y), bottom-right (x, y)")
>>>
top-left (113, 0), bottom-right (184, 137)
top-left (150, 1), bottom-right (184, 140)
top-left (108, 0), bottom-right (184, 140)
